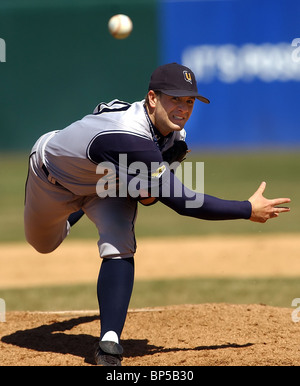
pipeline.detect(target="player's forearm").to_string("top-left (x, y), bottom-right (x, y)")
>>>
top-left (160, 193), bottom-right (252, 220)
top-left (158, 173), bottom-right (252, 221)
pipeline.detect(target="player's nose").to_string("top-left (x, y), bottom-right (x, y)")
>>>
top-left (177, 102), bottom-right (189, 113)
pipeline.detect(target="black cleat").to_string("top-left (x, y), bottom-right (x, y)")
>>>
top-left (95, 341), bottom-right (123, 366)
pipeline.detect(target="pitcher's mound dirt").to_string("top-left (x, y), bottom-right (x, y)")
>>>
top-left (1, 303), bottom-right (299, 366)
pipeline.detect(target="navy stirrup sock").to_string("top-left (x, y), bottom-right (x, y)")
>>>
top-left (67, 209), bottom-right (85, 227)
top-left (97, 257), bottom-right (134, 342)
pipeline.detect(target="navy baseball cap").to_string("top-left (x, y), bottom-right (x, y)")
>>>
top-left (148, 62), bottom-right (210, 104)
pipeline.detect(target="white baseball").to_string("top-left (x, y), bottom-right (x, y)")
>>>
top-left (108, 14), bottom-right (133, 40)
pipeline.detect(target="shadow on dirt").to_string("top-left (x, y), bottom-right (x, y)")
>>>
top-left (1, 315), bottom-right (253, 365)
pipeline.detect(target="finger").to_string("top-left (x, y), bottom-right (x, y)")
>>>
top-left (274, 207), bottom-right (290, 213)
top-left (271, 198), bottom-right (291, 206)
top-left (257, 181), bottom-right (266, 195)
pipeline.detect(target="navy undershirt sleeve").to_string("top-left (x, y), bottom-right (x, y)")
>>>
top-left (88, 133), bottom-right (252, 220)
top-left (158, 169), bottom-right (252, 221)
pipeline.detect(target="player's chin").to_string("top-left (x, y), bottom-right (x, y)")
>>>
top-left (169, 119), bottom-right (185, 131)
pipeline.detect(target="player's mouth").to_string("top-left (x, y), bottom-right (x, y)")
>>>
top-left (173, 115), bottom-right (185, 122)
top-left (171, 115), bottom-right (186, 127)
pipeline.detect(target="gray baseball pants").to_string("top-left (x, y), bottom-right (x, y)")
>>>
top-left (24, 134), bottom-right (137, 258)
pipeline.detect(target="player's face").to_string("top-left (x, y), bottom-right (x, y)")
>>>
top-left (149, 92), bottom-right (195, 136)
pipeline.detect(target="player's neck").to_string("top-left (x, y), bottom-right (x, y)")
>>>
top-left (145, 104), bottom-right (170, 137)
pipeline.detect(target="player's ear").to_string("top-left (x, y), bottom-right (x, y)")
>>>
top-left (147, 90), bottom-right (159, 109)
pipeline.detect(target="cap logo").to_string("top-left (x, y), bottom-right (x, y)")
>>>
top-left (183, 70), bottom-right (192, 84)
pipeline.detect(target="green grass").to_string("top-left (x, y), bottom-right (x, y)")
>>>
top-left (0, 150), bottom-right (299, 242)
top-left (0, 150), bottom-right (299, 312)
top-left (1, 277), bottom-right (299, 311)
top-left (0, 153), bottom-right (29, 242)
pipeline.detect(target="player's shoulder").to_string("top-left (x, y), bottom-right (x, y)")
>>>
top-left (92, 99), bottom-right (132, 115)
top-left (92, 99), bottom-right (145, 118)
top-left (91, 99), bottom-right (151, 137)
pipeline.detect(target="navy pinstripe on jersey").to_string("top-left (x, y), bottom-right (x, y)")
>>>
top-left (93, 100), bottom-right (132, 115)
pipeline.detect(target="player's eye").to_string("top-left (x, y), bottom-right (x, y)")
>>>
top-left (186, 98), bottom-right (195, 106)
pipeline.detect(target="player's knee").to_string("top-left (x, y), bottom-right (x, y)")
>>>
top-left (30, 243), bottom-right (56, 254)
top-left (35, 245), bottom-right (57, 254)
top-left (25, 236), bottom-right (58, 254)
top-left (25, 223), bottom-right (69, 254)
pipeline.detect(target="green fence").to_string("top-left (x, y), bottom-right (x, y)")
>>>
top-left (0, 0), bottom-right (158, 150)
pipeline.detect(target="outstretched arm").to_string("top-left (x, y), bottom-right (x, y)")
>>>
top-left (157, 172), bottom-right (290, 222)
top-left (158, 171), bottom-right (252, 220)
top-left (248, 181), bottom-right (291, 223)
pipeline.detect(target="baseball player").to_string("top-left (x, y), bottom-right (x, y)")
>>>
top-left (24, 63), bottom-right (290, 366)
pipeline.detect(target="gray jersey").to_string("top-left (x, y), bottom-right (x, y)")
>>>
top-left (41, 100), bottom-right (186, 195)
top-left (25, 98), bottom-right (251, 258)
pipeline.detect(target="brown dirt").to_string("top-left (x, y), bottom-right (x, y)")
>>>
top-left (1, 234), bottom-right (300, 366)
top-left (1, 304), bottom-right (299, 366)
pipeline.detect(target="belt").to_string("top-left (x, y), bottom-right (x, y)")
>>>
top-left (42, 164), bottom-right (63, 187)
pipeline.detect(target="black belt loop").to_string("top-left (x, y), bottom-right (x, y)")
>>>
top-left (42, 164), bottom-right (49, 177)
